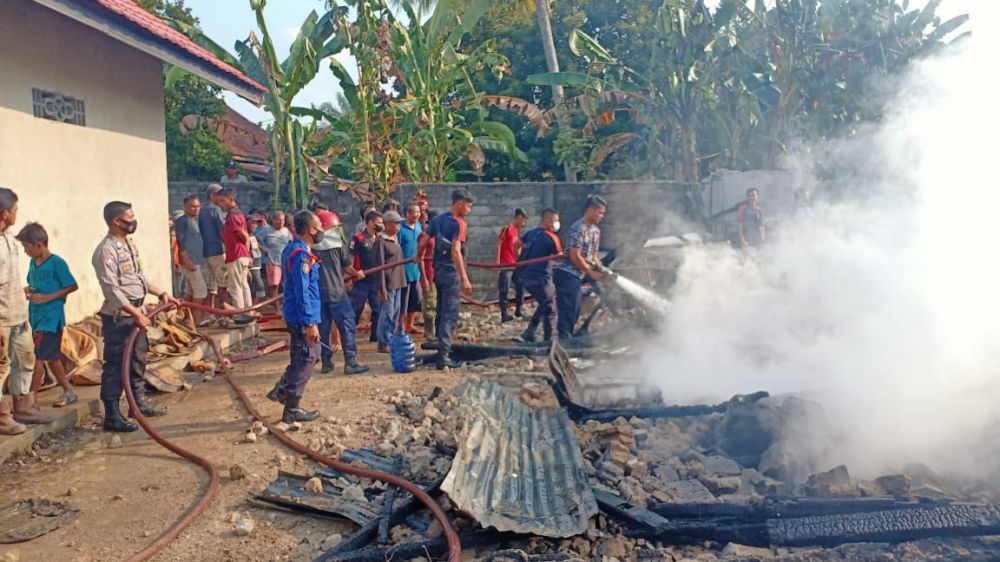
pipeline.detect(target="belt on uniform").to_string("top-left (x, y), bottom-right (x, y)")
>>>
top-left (102, 298), bottom-right (147, 322)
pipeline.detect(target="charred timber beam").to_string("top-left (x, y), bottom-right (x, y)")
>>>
top-left (419, 342), bottom-right (548, 360)
top-left (768, 503), bottom-right (1000, 547)
top-left (593, 489), bottom-right (673, 535)
top-left (314, 530), bottom-right (517, 562)
top-left (650, 497), bottom-right (955, 520)
top-left (314, 479), bottom-right (443, 561)
top-left (556, 390), bottom-right (769, 423)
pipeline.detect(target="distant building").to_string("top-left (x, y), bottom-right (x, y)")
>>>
top-left (0, 0), bottom-right (265, 321)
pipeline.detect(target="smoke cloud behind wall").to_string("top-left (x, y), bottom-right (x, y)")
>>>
top-left (641, 3), bottom-right (1000, 479)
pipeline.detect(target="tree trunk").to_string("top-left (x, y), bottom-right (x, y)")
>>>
top-left (534, 0), bottom-right (577, 182)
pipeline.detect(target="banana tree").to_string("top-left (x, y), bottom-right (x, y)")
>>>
top-left (238, 0), bottom-right (347, 207)
top-left (318, 0), bottom-right (525, 198)
top-left (164, 3), bottom-right (346, 207)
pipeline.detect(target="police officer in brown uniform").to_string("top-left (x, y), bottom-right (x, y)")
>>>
top-left (92, 201), bottom-right (177, 432)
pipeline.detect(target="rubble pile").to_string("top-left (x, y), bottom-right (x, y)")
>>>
top-left (248, 307), bottom-right (1000, 561)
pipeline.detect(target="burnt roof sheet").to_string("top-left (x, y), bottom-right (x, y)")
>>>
top-left (442, 380), bottom-right (597, 538)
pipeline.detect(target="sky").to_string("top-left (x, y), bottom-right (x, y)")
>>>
top-left (184, 0), bottom-right (980, 125)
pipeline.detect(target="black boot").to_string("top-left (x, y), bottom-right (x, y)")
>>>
top-left (542, 326), bottom-right (553, 342)
top-left (128, 389), bottom-right (167, 418)
top-left (103, 400), bottom-right (138, 433)
top-left (344, 357), bottom-right (370, 375)
top-left (282, 395), bottom-right (320, 423)
top-left (500, 306), bottom-right (513, 323)
top-left (520, 319), bottom-right (539, 343)
top-left (435, 353), bottom-right (463, 370)
top-left (320, 356), bottom-right (334, 374)
top-left (514, 306), bottom-right (523, 318)
top-left (266, 379), bottom-right (287, 404)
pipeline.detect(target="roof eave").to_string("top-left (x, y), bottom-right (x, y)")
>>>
top-left (31, 0), bottom-right (265, 105)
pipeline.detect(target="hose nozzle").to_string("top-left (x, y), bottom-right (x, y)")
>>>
top-left (588, 260), bottom-right (618, 279)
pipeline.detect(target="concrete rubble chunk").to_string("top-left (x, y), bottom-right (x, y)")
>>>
top-left (653, 465), bottom-right (680, 483)
top-left (618, 476), bottom-right (649, 506)
top-left (803, 465), bottom-right (857, 498)
top-left (875, 474), bottom-right (911, 498)
top-left (661, 479), bottom-right (715, 502)
top-left (234, 515), bottom-right (255, 536)
top-left (108, 435), bottom-right (123, 449)
top-left (757, 441), bottom-right (795, 482)
top-left (229, 464), bottom-right (248, 481)
top-left (698, 474), bottom-right (741, 496)
top-left (702, 455), bottom-right (742, 477)
top-left (721, 543), bottom-right (774, 560)
top-left (321, 533), bottom-right (343, 548)
top-left (305, 477), bottom-right (323, 494)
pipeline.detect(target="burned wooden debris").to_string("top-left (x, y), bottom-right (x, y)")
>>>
top-left (547, 340), bottom-right (768, 423)
top-left (246, 347), bottom-right (1000, 562)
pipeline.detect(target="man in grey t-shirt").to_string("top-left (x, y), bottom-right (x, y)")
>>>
top-left (198, 184), bottom-right (227, 309)
top-left (176, 195), bottom-right (209, 324)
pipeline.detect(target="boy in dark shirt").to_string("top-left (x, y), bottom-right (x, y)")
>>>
top-left (15, 223), bottom-right (79, 407)
top-left (375, 211), bottom-right (407, 352)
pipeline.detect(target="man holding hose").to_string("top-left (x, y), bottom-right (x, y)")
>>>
top-left (93, 201), bottom-right (178, 432)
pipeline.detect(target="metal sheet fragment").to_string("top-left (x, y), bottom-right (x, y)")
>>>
top-left (442, 380), bottom-right (597, 538)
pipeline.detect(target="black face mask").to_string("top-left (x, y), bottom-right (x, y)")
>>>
top-left (374, 224), bottom-right (385, 234)
top-left (311, 229), bottom-right (325, 244)
top-left (119, 219), bottom-right (138, 234)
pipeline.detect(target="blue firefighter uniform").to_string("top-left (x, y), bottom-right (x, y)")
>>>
top-left (517, 227), bottom-right (563, 342)
top-left (267, 239), bottom-right (322, 416)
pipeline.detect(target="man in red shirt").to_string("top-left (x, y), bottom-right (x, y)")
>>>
top-left (496, 208), bottom-right (527, 322)
top-left (218, 187), bottom-right (253, 312)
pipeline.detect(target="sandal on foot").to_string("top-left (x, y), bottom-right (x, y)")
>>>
top-left (53, 392), bottom-right (78, 408)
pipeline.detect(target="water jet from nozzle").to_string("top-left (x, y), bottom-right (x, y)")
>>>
top-left (591, 261), bottom-right (672, 316)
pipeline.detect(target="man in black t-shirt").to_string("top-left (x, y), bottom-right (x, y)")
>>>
top-left (518, 209), bottom-right (563, 342)
top-left (314, 212), bottom-right (369, 376)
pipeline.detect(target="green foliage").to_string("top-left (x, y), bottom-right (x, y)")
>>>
top-left (164, 76), bottom-right (231, 180)
top-left (137, 0), bottom-right (231, 181)
top-left (482, 0), bottom-right (968, 182)
top-left (312, 0), bottom-right (527, 199)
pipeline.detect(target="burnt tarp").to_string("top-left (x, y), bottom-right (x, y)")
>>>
top-left (441, 380), bottom-right (597, 538)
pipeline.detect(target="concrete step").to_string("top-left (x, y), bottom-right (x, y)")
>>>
top-left (0, 322), bottom-right (259, 463)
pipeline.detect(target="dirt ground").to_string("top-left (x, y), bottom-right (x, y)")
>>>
top-left (0, 335), bottom-right (465, 562)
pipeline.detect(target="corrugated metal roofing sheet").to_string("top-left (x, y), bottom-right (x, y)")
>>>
top-left (441, 380), bottom-right (597, 538)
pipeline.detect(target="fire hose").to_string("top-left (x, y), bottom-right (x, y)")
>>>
top-left (116, 251), bottom-right (569, 561)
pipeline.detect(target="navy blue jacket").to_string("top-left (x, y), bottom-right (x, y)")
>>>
top-left (281, 239), bottom-right (321, 325)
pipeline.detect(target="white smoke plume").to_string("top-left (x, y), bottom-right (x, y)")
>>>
top-left (640, 2), bottom-right (1000, 479)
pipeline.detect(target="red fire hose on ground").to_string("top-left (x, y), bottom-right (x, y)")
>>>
top-left (115, 252), bottom-right (568, 561)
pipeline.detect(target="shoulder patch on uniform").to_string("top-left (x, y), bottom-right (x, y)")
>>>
top-left (103, 252), bottom-right (116, 268)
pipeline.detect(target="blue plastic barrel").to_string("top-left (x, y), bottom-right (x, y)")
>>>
top-left (390, 331), bottom-right (417, 373)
